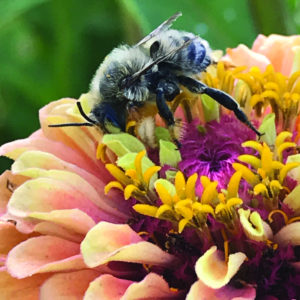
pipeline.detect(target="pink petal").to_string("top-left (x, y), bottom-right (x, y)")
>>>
top-left (81, 222), bottom-right (177, 268)
top-left (6, 235), bottom-right (86, 278)
top-left (40, 270), bottom-right (100, 300)
top-left (83, 274), bottom-right (133, 300)
top-left (274, 222), bottom-right (300, 246)
top-left (195, 246), bottom-right (247, 289)
top-left (222, 44), bottom-right (271, 71)
top-left (186, 280), bottom-right (256, 300)
top-left (8, 174), bottom-right (106, 223)
top-left (84, 273), bottom-right (181, 300)
top-left (0, 267), bottom-right (49, 300)
top-left (0, 130), bottom-right (100, 177)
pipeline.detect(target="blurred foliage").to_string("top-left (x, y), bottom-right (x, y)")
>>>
top-left (0, 0), bottom-right (299, 171)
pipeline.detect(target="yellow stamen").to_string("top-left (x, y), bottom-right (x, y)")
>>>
top-left (238, 155), bottom-right (261, 169)
top-left (106, 164), bottom-right (131, 185)
top-left (143, 166), bottom-right (161, 186)
top-left (261, 143), bottom-right (273, 174)
top-left (126, 120), bottom-right (136, 132)
top-left (133, 204), bottom-right (158, 217)
top-left (268, 209), bottom-right (288, 225)
top-left (201, 180), bottom-right (218, 204)
top-left (155, 204), bottom-right (173, 218)
top-left (275, 131), bottom-right (292, 149)
top-left (104, 181), bottom-right (124, 195)
top-left (124, 184), bottom-right (141, 200)
top-left (125, 169), bottom-right (137, 180)
top-left (178, 218), bottom-right (190, 233)
top-left (279, 162), bottom-right (300, 183)
top-left (155, 182), bottom-right (173, 205)
top-left (232, 163), bottom-right (258, 186)
top-left (96, 143), bottom-right (107, 162)
top-left (185, 173), bottom-right (198, 201)
top-left (253, 183), bottom-right (268, 196)
top-left (135, 150), bottom-right (146, 181)
top-left (175, 171), bottom-right (186, 199)
top-left (277, 142), bottom-right (296, 161)
top-left (227, 171), bottom-right (242, 198)
top-left (221, 228), bottom-right (229, 263)
top-left (138, 231), bottom-right (149, 236)
top-left (242, 141), bottom-right (263, 153)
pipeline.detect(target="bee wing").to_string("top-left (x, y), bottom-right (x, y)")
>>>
top-left (124, 38), bottom-right (194, 87)
top-left (134, 12), bottom-right (182, 47)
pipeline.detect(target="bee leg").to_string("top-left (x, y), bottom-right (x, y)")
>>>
top-left (177, 75), bottom-right (264, 137)
top-left (156, 88), bottom-right (181, 148)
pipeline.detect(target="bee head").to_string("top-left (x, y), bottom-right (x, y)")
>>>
top-left (91, 101), bottom-right (127, 132)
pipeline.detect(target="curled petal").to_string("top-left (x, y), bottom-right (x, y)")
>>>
top-left (274, 222), bottom-right (300, 246)
top-left (81, 222), bottom-right (176, 268)
top-left (195, 246), bottom-right (247, 289)
top-left (40, 270), bottom-right (100, 300)
top-left (279, 162), bottom-right (300, 183)
top-left (6, 236), bottom-right (85, 279)
top-left (186, 279), bottom-right (256, 300)
top-left (283, 184), bottom-right (300, 215)
top-left (238, 209), bottom-right (273, 241)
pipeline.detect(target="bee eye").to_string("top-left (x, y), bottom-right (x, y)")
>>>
top-left (150, 41), bottom-right (160, 57)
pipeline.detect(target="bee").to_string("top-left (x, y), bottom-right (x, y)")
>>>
top-left (49, 12), bottom-right (263, 144)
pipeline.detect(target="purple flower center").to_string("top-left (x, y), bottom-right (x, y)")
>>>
top-left (179, 115), bottom-right (256, 188)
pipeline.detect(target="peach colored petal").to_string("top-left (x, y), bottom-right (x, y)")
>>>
top-left (186, 279), bottom-right (256, 300)
top-left (81, 221), bottom-right (177, 268)
top-left (195, 246), bottom-right (247, 289)
top-left (223, 44), bottom-right (271, 71)
top-left (39, 99), bottom-right (101, 165)
top-left (251, 34), bottom-right (300, 75)
top-left (8, 174), bottom-right (105, 223)
top-left (29, 209), bottom-right (95, 235)
top-left (274, 222), bottom-right (300, 246)
top-left (0, 221), bottom-right (31, 255)
top-left (84, 273), bottom-right (180, 300)
top-left (0, 170), bottom-right (27, 215)
top-left (121, 273), bottom-right (181, 299)
top-left (33, 221), bottom-right (84, 243)
top-left (0, 267), bottom-right (49, 300)
top-left (252, 34), bottom-right (267, 52)
top-left (40, 270), bottom-right (100, 300)
top-left (11, 150), bottom-right (129, 221)
top-left (84, 274), bottom-right (133, 300)
top-left (6, 235), bottom-right (86, 278)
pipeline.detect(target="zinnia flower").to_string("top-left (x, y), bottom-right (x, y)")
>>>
top-left (1, 34), bottom-right (300, 300)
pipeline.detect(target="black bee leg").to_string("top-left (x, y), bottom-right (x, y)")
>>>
top-left (177, 76), bottom-right (263, 137)
top-left (156, 89), bottom-right (181, 148)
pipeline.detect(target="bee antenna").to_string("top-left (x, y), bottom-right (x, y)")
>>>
top-left (48, 122), bottom-right (94, 128)
top-left (76, 101), bottom-right (97, 124)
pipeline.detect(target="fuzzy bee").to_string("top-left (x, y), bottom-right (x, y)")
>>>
top-left (49, 12), bottom-right (262, 144)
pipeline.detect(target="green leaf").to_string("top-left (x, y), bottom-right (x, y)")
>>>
top-left (117, 152), bottom-right (154, 172)
top-left (258, 113), bottom-right (276, 146)
top-left (155, 127), bottom-right (171, 142)
top-left (201, 94), bottom-right (219, 122)
top-left (102, 133), bottom-right (145, 157)
top-left (154, 178), bottom-right (176, 197)
top-left (159, 140), bottom-right (181, 167)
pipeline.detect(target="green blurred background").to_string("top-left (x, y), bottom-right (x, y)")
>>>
top-left (0, 0), bottom-right (299, 171)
